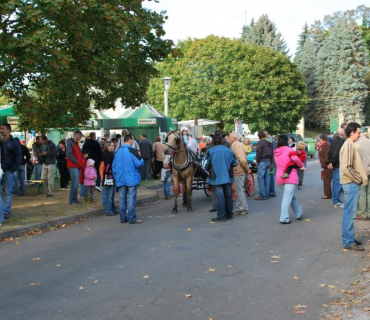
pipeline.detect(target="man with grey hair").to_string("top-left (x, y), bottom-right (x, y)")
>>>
top-left (328, 128), bottom-right (345, 208)
top-left (229, 132), bottom-right (249, 215)
top-left (355, 128), bottom-right (370, 220)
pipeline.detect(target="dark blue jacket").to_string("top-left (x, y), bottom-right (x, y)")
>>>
top-left (203, 145), bottom-right (237, 185)
top-left (113, 144), bottom-right (144, 187)
top-left (1, 135), bottom-right (22, 172)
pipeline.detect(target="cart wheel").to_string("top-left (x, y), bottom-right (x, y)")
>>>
top-left (204, 184), bottom-right (213, 197)
top-left (245, 171), bottom-right (255, 196)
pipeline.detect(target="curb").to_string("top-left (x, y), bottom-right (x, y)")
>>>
top-left (0, 191), bottom-right (158, 242)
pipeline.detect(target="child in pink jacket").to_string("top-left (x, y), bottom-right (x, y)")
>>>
top-left (84, 159), bottom-right (97, 202)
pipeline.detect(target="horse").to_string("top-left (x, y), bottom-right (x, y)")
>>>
top-left (164, 131), bottom-right (196, 214)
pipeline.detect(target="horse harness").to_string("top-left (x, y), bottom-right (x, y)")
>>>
top-left (165, 132), bottom-right (193, 172)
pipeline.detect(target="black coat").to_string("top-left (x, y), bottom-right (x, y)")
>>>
top-left (138, 139), bottom-right (153, 160)
top-left (83, 139), bottom-right (103, 167)
top-left (328, 136), bottom-right (345, 168)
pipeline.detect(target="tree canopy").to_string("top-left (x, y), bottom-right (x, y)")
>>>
top-left (147, 36), bottom-right (307, 134)
top-left (0, 0), bottom-right (173, 132)
top-left (242, 14), bottom-right (289, 55)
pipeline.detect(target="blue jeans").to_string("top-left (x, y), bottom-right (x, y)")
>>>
top-left (332, 168), bottom-right (342, 205)
top-left (269, 164), bottom-right (276, 196)
top-left (68, 168), bottom-right (79, 204)
top-left (258, 160), bottom-right (271, 198)
top-left (119, 186), bottom-right (138, 223)
top-left (104, 185), bottom-right (117, 214)
top-left (280, 183), bottom-right (303, 222)
top-left (0, 178), bottom-right (3, 223)
top-left (342, 183), bottom-right (361, 248)
top-left (163, 181), bottom-right (171, 198)
top-left (214, 184), bottom-right (233, 220)
top-left (102, 186), bottom-right (107, 205)
top-left (80, 184), bottom-right (85, 198)
top-left (13, 166), bottom-right (25, 196)
top-left (3, 170), bottom-right (14, 216)
top-left (34, 163), bottom-right (42, 180)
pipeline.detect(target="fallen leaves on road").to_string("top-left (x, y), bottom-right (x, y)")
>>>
top-left (15, 241), bottom-right (21, 245)
top-left (31, 258), bottom-right (42, 261)
top-left (79, 286), bottom-right (84, 290)
top-left (364, 307), bottom-right (370, 311)
top-left (143, 275), bottom-right (150, 279)
top-left (293, 276), bottom-right (300, 281)
top-left (320, 284), bottom-right (327, 287)
top-left (305, 219), bottom-right (311, 222)
top-left (85, 227), bottom-right (90, 231)
top-left (94, 280), bottom-right (99, 283)
top-left (342, 249), bottom-right (348, 253)
top-left (187, 228), bottom-right (192, 232)
top-left (271, 255), bottom-right (280, 259)
top-left (29, 283), bottom-right (40, 286)
top-left (328, 285), bottom-right (337, 289)
top-left (228, 265), bottom-right (233, 268)
top-left (205, 268), bottom-right (216, 273)
top-left (322, 304), bottom-right (330, 308)
top-left (271, 261), bottom-right (278, 264)
top-left (56, 264), bottom-right (61, 267)
top-left (293, 305), bottom-right (307, 314)
top-left (210, 222), bottom-right (215, 224)
top-left (184, 294), bottom-right (192, 298)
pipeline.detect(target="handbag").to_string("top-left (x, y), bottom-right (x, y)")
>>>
top-left (103, 164), bottom-right (114, 186)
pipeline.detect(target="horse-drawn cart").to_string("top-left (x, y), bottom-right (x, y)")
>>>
top-left (192, 164), bottom-right (214, 197)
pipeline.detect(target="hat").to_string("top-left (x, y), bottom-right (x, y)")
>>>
top-left (210, 129), bottom-right (225, 137)
top-left (87, 159), bottom-right (95, 166)
top-left (181, 126), bottom-right (189, 132)
top-left (74, 130), bottom-right (84, 136)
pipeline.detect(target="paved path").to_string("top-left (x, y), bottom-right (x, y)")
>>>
top-left (0, 159), bottom-right (367, 320)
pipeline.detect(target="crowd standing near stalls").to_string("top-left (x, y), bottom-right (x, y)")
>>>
top-left (1, 122), bottom-right (370, 253)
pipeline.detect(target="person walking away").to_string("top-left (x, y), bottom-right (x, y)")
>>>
top-left (13, 141), bottom-right (31, 196)
top-left (328, 128), bottom-right (345, 208)
top-left (67, 130), bottom-right (86, 205)
top-left (84, 159), bottom-right (97, 203)
top-left (115, 129), bottom-right (129, 152)
top-left (32, 136), bottom-right (43, 180)
top-left (161, 155), bottom-right (172, 200)
top-left (83, 132), bottom-right (103, 192)
top-left (229, 132), bottom-right (249, 215)
top-left (318, 134), bottom-right (333, 199)
top-left (57, 140), bottom-right (70, 190)
top-left (355, 128), bottom-right (370, 221)
top-left (113, 134), bottom-right (144, 224)
top-left (255, 131), bottom-right (274, 200)
top-left (0, 123), bottom-right (22, 220)
top-left (138, 134), bottom-right (153, 181)
top-left (204, 133), bottom-right (237, 222)
top-left (340, 122), bottom-right (367, 251)
top-left (274, 135), bottom-right (304, 224)
top-left (153, 136), bottom-right (165, 179)
top-left (102, 141), bottom-right (117, 215)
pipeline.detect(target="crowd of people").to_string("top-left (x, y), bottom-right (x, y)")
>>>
top-left (0, 122), bottom-right (369, 252)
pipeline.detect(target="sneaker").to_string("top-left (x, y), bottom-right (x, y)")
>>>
top-left (211, 217), bottom-right (226, 222)
top-left (209, 208), bottom-right (217, 212)
top-left (281, 173), bottom-right (289, 179)
top-left (95, 186), bottom-right (102, 192)
top-left (121, 219), bottom-right (128, 223)
top-left (269, 194), bottom-right (276, 197)
top-left (255, 197), bottom-right (268, 201)
top-left (280, 221), bottom-right (291, 224)
top-left (344, 244), bottom-right (364, 251)
top-left (355, 239), bottom-right (363, 246)
top-left (129, 220), bottom-right (143, 224)
top-left (296, 215), bottom-right (303, 220)
top-left (234, 210), bottom-right (248, 215)
top-left (333, 202), bottom-right (344, 209)
top-left (4, 213), bottom-right (10, 219)
top-left (297, 186), bottom-right (302, 190)
top-left (46, 193), bottom-right (54, 197)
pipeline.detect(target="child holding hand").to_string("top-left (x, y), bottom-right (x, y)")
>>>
top-left (84, 158), bottom-right (97, 202)
top-left (281, 141), bottom-right (307, 179)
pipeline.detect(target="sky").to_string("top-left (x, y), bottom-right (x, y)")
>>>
top-left (145, 0), bottom-right (366, 55)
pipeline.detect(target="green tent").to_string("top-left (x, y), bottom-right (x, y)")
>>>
top-left (97, 104), bottom-right (178, 142)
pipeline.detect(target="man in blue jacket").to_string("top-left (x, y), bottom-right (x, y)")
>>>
top-left (113, 134), bottom-right (144, 224)
top-left (0, 123), bottom-right (22, 220)
top-left (204, 133), bottom-right (237, 222)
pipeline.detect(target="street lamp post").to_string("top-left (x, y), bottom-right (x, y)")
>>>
top-left (162, 77), bottom-right (171, 116)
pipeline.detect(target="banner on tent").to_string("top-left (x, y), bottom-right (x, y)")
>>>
top-left (138, 119), bottom-right (156, 125)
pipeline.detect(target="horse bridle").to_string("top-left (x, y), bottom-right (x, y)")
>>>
top-left (165, 131), bottom-right (181, 151)
top-left (165, 131), bottom-right (191, 171)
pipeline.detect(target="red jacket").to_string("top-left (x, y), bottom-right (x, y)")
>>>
top-left (67, 138), bottom-right (85, 170)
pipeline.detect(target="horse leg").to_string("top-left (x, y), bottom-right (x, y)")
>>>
top-left (186, 174), bottom-right (194, 212)
top-left (182, 182), bottom-right (187, 207)
top-left (172, 174), bottom-right (178, 214)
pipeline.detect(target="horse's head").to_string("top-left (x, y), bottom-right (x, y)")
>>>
top-left (164, 131), bottom-right (182, 155)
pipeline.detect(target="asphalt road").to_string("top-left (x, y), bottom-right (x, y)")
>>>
top-left (0, 159), bottom-right (368, 320)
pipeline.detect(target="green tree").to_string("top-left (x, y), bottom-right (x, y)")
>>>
top-left (147, 36), bottom-right (306, 134)
top-left (241, 14), bottom-right (289, 55)
top-left (0, 0), bottom-right (172, 132)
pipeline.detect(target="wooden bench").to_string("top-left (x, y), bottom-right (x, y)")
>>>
top-left (26, 180), bottom-right (43, 195)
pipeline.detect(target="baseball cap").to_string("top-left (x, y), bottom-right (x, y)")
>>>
top-left (74, 130), bottom-right (84, 136)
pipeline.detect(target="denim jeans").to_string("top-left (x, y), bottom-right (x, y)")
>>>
top-left (68, 168), bottom-right (79, 204)
top-left (141, 159), bottom-right (151, 180)
top-left (104, 185), bottom-right (117, 214)
top-left (13, 165), bottom-right (25, 196)
top-left (332, 168), bottom-right (342, 205)
top-left (0, 178), bottom-right (3, 223)
top-left (102, 186), bottom-right (107, 205)
top-left (280, 183), bottom-right (303, 222)
top-left (34, 163), bottom-right (42, 180)
top-left (3, 170), bottom-right (14, 215)
top-left (163, 181), bottom-right (171, 198)
top-left (269, 164), bottom-right (276, 196)
top-left (80, 184), bottom-right (85, 198)
top-left (342, 183), bottom-right (361, 248)
top-left (258, 160), bottom-right (271, 198)
top-left (214, 184), bottom-right (233, 220)
top-left (119, 186), bottom-right (138, 223)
